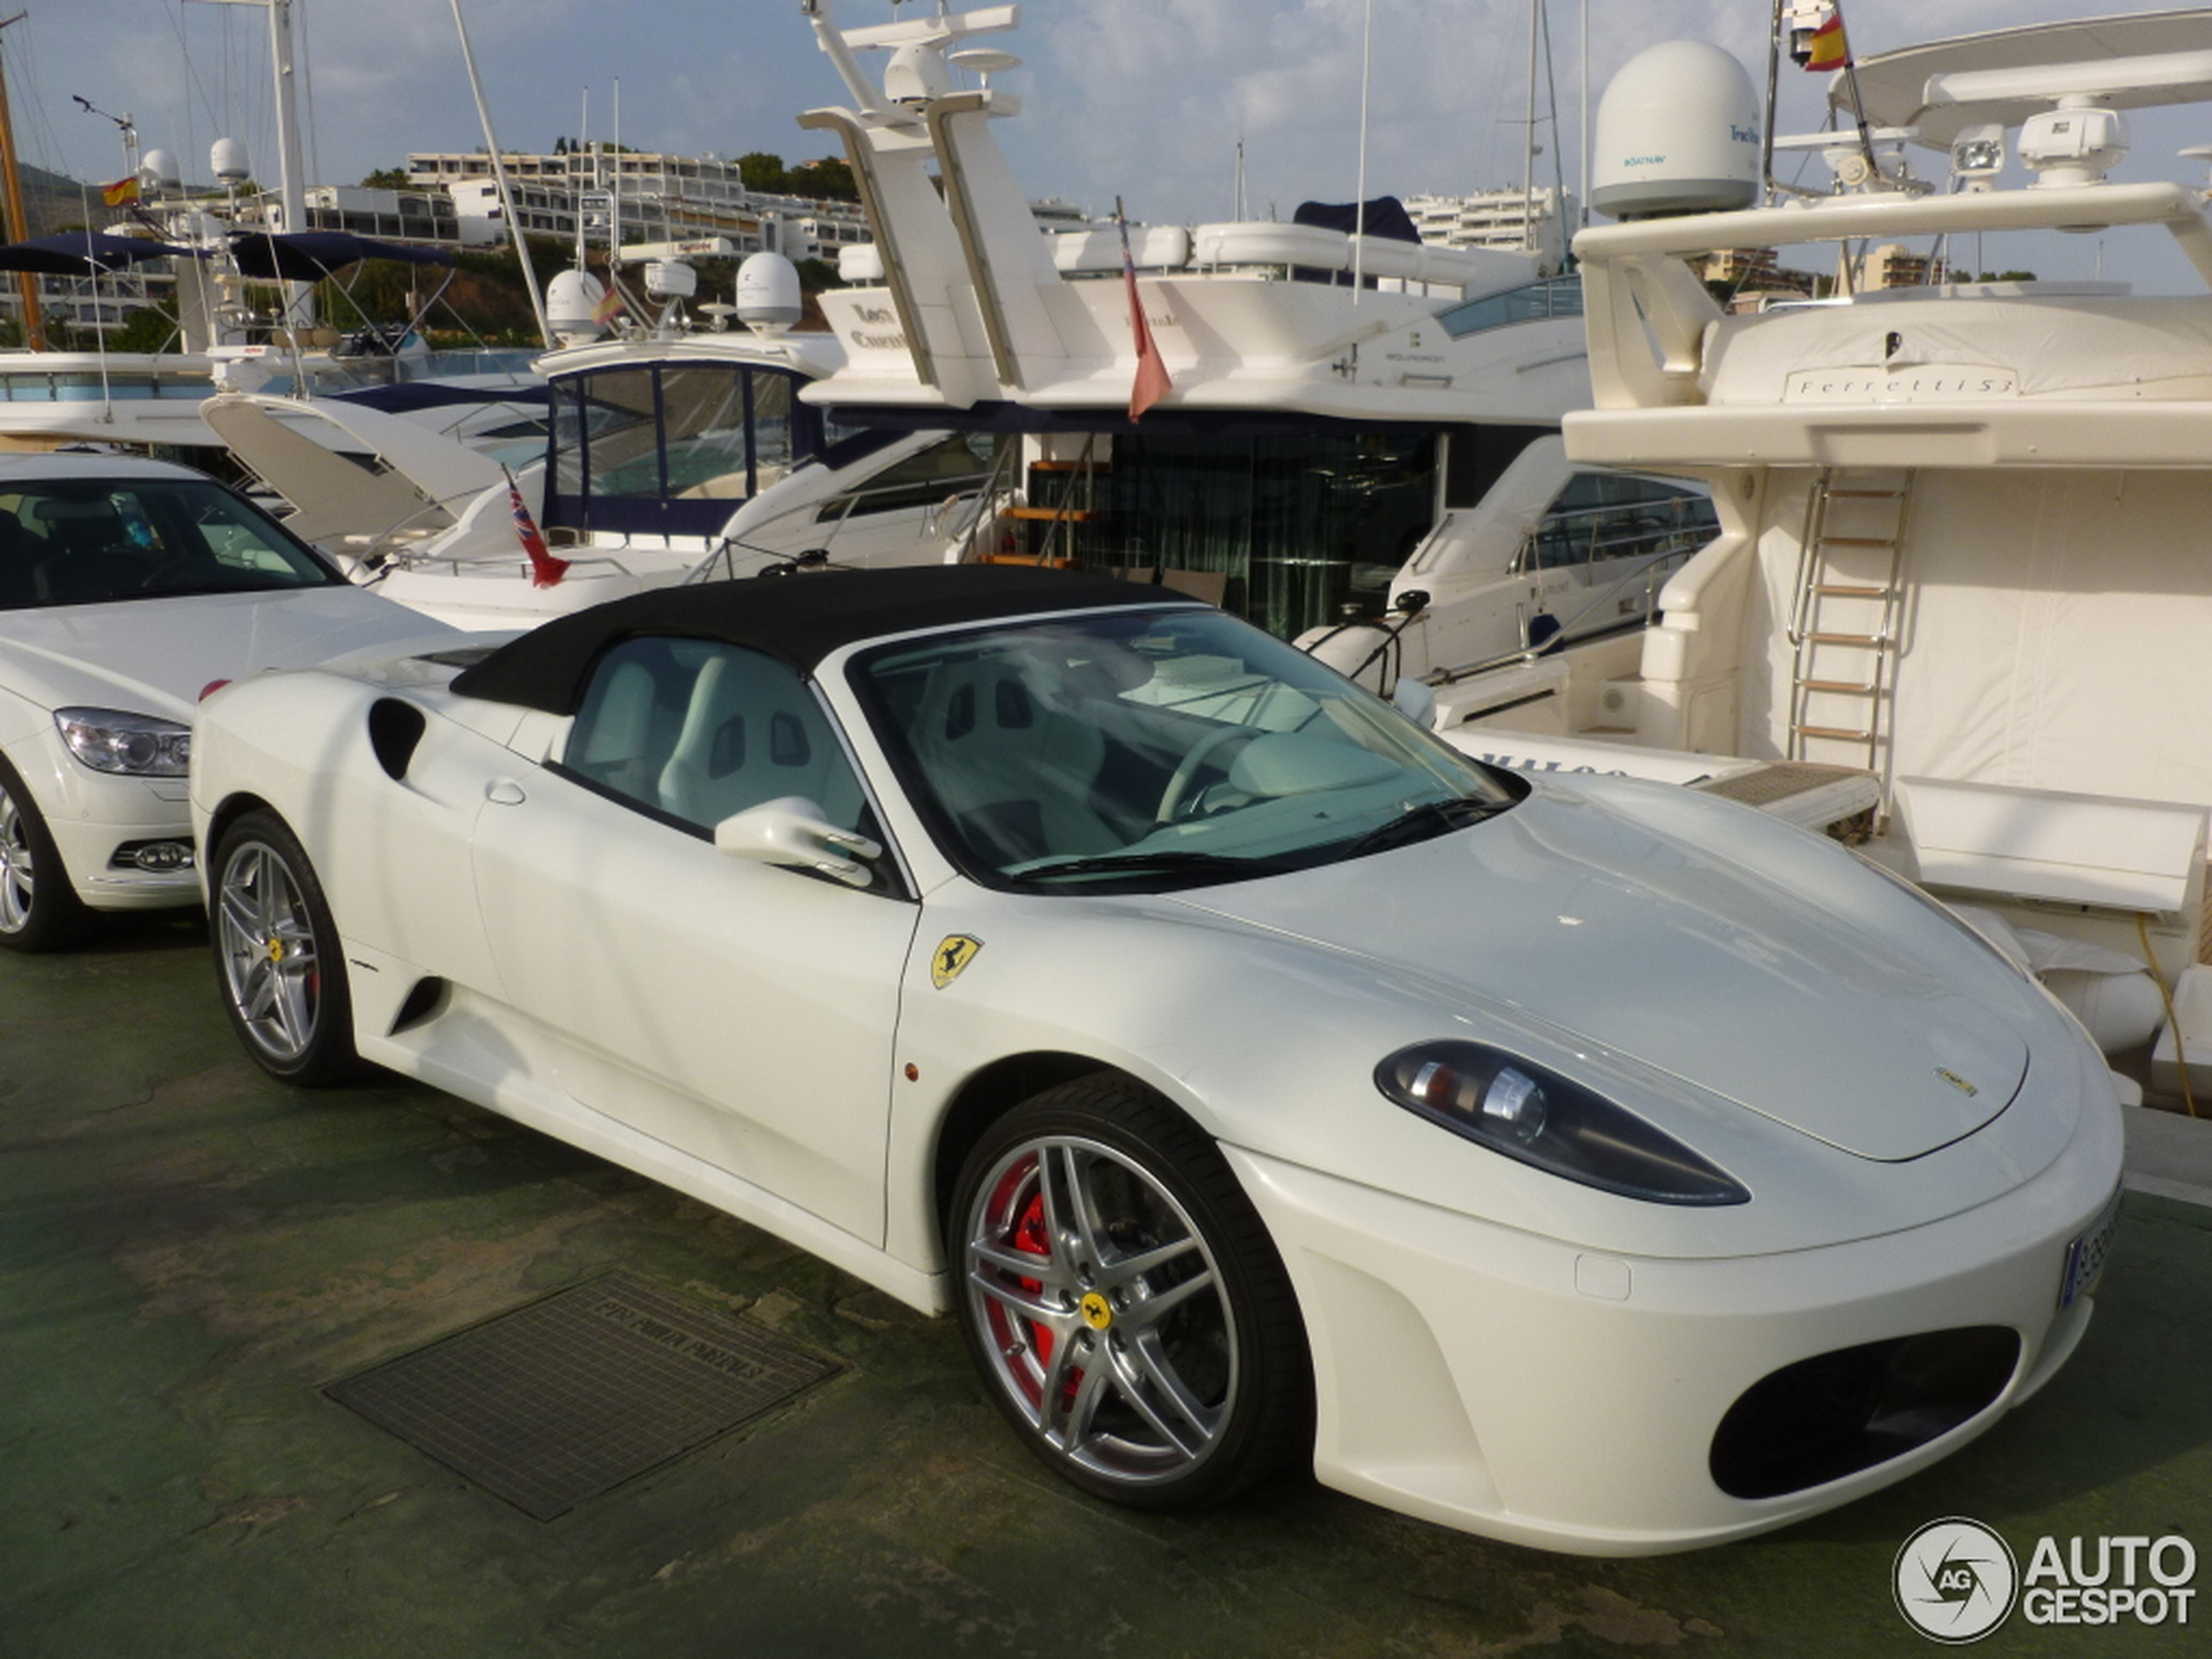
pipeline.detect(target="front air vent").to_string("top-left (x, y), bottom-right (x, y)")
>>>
top-left (1710, 1326), bottom-right (2020, 1500)
top-left (368, 698), bottom-right (428, 781)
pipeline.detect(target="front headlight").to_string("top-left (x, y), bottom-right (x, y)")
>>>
top-left (1375, 1041), bottom-right (1750, 1205)
top-left (55, 707), bottom-right (192, 777)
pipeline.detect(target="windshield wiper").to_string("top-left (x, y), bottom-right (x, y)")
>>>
top-left (1007, 849), bottom-right (1290, 885)
top-left (1344, 794), bottom-right (1513, 858)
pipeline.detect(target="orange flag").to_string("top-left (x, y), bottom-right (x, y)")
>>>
top-left (1116, 199), bottom-right (1170, 421)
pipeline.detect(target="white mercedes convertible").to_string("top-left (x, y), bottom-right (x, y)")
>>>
top-left (189, 565), bottom-right (2124, 1554)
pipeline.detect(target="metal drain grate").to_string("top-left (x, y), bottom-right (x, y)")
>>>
top-left (327, 1272), bottom-right (841, 1520)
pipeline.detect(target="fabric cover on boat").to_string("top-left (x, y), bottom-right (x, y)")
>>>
top-left (229, 232), bottom-right (456, 282)
top-left (0, 232), bottom-right (200, 273)
top-left (1291, 197), bottom-right (1422, 244)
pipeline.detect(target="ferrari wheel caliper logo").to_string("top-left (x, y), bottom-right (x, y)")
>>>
top-left (930, 934), bottom-right (982, 989)
top-left (1080, 1291), bottom-right (1113, 1332)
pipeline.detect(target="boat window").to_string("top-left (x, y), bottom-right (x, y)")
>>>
top-left (1001, 428), bottom-right (1437, 640)
top-left (1442, 423), bottom-right (1554, 510)
top-left (0, 478), bottom-right (344, 609)
top-left (819, 431), bottom-right (1004, 521)
top-left (543, 361), bottom-right (829, 539)
top-left (1514, 473), bottom-right (1719, 576)
top-left (1434, 276), bottom-right (1584, 340)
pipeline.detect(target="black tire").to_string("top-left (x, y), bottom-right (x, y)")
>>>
top-left (948, 1075), bottom-right (1312, 1510)
top-left (209, 808), bottom-right (362, 1086)
top-left (0, 751), bottom-right (91, 953)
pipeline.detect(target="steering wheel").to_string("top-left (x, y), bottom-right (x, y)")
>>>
top-left (1156, 726), bottom-right (1250, 823)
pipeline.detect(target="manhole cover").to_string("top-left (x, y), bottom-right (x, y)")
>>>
top-left (327, 1272), bottom-right (841, 1519)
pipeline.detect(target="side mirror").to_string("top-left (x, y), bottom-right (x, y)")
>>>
top-left (714, 796), bottom-right (882, 887)
top-left (1391, 676), bottom-right (1439, 731)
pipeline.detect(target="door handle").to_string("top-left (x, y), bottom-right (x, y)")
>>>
top-left (486, 779), bottom-right (527, 806)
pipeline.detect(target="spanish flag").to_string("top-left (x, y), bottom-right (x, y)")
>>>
top-left (101, 175), bottom-right (140, 207)
top-left (1802, 13), bottom-right (1851, 73)
top-left (590, 279), bottom-right (624, 327)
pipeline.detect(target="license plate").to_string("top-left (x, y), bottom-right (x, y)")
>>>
top-left (2060, 1184), bottom-right (2124, 1309)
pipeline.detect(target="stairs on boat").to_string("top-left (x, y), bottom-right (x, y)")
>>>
top-left (1786, 470), bottom-right (1912, 773)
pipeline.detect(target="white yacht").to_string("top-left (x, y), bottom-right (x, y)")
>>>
top-left (357, 0), bottom-right (1708, 645)
top-left (1427, 3), bottom-right (2212, 1092)
top-left (776, 1), bottom-right (1711, 656)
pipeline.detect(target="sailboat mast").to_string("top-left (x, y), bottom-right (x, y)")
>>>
top-left (205, 0), bottom-right (314, 328)
top-left (0, 10), bottom-right (45, 348)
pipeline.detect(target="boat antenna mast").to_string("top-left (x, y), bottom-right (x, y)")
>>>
top-left (1766, 1), bottom-right (1885, 202)
top-left (448, 0), bottom-right (553, 348)
top-left (0, 10), bottom-right (46, 349)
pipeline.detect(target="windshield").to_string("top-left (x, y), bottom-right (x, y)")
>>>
top-left (0, 477), bottom-right (343, 609)
top-left (852, 605), bottom-right (1519, 891)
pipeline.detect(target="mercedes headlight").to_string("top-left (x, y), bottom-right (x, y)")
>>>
top-left (55, 707), bottom-right (192, 777)
top-left (1376, 1041), bottom-right (1749, 1205)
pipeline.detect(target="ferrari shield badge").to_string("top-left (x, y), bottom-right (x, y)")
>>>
top-left (931, 934), bottom-right (983, 989)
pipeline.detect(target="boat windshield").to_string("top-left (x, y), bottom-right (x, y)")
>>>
top-left (0, 478), bottom-right (344, 609)
top-left (851, 605), bottom-right (1519, 892)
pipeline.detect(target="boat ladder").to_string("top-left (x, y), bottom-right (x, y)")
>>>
top-left (1785, 469), bottom-right (1912, 772)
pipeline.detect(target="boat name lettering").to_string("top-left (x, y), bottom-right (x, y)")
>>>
top-left (1622, 154), bottom-right (1668, 168)
top-left (1387, 353), bottom-right (1445, 364)
top-left (1470, 752), bottom-right (1630, 778)
top-left (852, 305), bottom-right (898, 326)
top-left (1786, 368), bottom-right (2018, 403)
top-left (852, 330), bottom-right (908, 352)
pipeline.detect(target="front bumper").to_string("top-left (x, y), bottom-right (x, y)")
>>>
top-left (1224, 1080), bottom-right (2124, 1556)
top-left (10, 732), bottom-right (198, 912)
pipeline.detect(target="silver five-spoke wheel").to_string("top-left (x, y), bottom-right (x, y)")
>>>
top-left (966, 1133), bottom-right (1234, 1486)
top-left (210, 810), bottom-right (359, 1084)
top-left (950, 1077), bottom-right (1310, 1509)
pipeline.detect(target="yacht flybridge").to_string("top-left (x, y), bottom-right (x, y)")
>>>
top-left (361, 0), bottom-right (1711, 651)
top-left (1439, 3), bottom-right (2212, 1094)
top-left (778, 0), bottom-right (1707, 651)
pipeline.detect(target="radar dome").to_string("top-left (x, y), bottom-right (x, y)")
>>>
top-left (210, 137), bottom-right (251, 185)
top-left (1591, 41), bottom-right (1760, 219)
top-left (140, 149), bottom-right (181, 191)
top-left (736, 252), bottom-right (803, 334)
top-left (546, 268), bottom-right (610, 343)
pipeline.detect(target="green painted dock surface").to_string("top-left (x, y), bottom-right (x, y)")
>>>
top-left (3, 914), bottom-right (2207, 1656)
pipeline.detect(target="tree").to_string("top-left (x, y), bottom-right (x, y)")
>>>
top-left (787, 156), bottom-right (858, 202)
top-left (360, 166), bottom-right (409, 190)
top-left (111, 301), bottom-right (179, 354)
top-left (737, 151), bottom-right (789, 194)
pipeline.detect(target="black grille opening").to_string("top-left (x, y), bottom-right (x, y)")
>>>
top-left (1710, 1325), bottom-right (2020, 1501)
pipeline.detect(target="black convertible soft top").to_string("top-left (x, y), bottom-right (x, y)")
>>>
top-left (448, 565), bottom-right (1210, 713)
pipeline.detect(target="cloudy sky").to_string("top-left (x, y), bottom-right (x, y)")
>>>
top-left (10, 2), bottom-right (2206, 286)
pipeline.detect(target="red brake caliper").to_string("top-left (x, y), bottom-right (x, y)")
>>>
top-left (996, 1161), bottom-right (1082, 1409)
top-left (1011, 1185), bottom-right (1055, 1368)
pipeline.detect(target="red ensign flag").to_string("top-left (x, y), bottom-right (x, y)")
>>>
top-left (504, 468), bottom-right (570, 589)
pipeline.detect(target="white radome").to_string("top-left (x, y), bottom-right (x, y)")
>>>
top-left (187, 566), bottom-right (2125, 1554)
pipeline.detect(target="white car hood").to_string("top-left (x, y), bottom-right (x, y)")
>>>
top-left (1172, 779), bottom-right (2032, 1162)
top-left (1, 587), bottom-right (455, 721)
